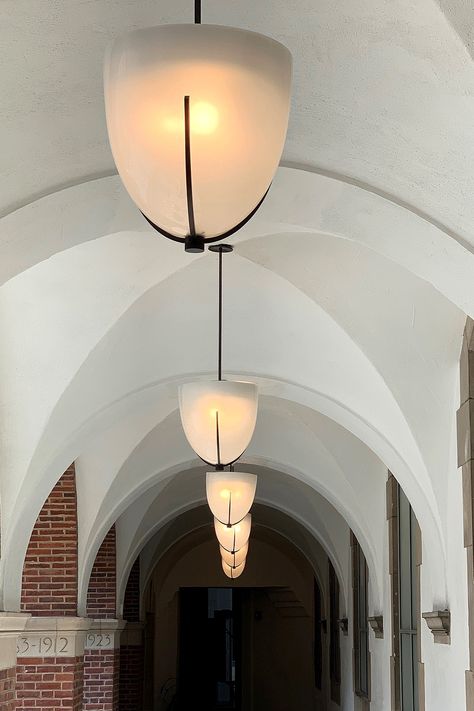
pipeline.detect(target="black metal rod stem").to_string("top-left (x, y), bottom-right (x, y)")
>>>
top-left (218, 248), bottom-right (223, 380)
top-left (195, 0), bottom-right (201, 23)
top-left (184, 96), bottom-right (196, 237)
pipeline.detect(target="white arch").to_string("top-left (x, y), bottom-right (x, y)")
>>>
top-left (1, 168), bottom-right (473, 311)
top-left (0, 262), bottom-right (452, 604)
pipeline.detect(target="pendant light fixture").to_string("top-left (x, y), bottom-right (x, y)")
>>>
top-left (206, 469), bottom-right (257, 526)
top-left (220, 542), bottom-right (248, 568)
top-left (104, 0), bottom-right (292, 252)
top-left (179, 245), bottom-right (258, 467)
top-left (214, 514), bottom-right (252, 553)
top-left (222, 558), bottom-right (246, 580)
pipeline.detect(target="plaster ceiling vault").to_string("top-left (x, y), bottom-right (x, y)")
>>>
top-left (0, 0), bottom-right (471, 629)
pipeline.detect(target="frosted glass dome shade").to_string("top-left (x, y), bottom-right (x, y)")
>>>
top-left (220, 542), bottom-right (248, 569)
top-left (222, 558), bottom-right (246, 580)
top-left (207, 471), bottom-right (257, 525)
top-left (179, 381), bottom-right (258, 465)
top-left (214, 514), bottom-right (251, 553)
top-left (104, 24), bottom-right (292, 242)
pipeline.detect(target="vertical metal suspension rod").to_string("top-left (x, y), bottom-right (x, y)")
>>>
top-left (209, 243), bottom-right (233, 381)
top-left (218, 247), bottom-right (223, 380)
top-left (183, 96), bottom-right (196, 237)
top-left (195, 0), bottom-right (201, 23)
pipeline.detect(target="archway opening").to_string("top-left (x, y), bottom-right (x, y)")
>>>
top-left (139, 510), bottom-right (343, 711)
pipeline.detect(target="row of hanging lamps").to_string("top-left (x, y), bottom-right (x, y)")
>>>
top-left (104, 0), bottom-right (292, 253)
top-left (215, 506), bottom-right (251, 580)
top-left (179, 239), bottom-right (257, 578)
top-left (104, 0), bottom-right (292, 577)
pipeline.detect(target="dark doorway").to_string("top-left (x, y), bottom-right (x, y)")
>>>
top-left (177, 587), bottom-right (241, 710)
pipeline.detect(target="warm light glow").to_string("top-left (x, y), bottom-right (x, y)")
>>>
top-left (207, 471), bottom-right (257, 525)
top-left (179, 381), bottom-right (258, 465)
top-left (190, 101), bottom-right (219, 135)
top-left (222, 557), bottom-right (246, 580)
top-left (163, 101), bottom-right (219, 136)
top-left (104, 23), bottom-right (292, 238)
top-left (220, 542), bottom-right (248, 568)
top-left (214, 514), bottom-right (251, 553)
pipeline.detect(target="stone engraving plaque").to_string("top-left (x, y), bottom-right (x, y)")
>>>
top-left (16, 634), bottom-right (72, 657)
top-left (84, 632), bottom-right (114, 650)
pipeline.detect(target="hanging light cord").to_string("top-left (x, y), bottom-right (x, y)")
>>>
top-left (209, 244), bottom-right (233, 379)
top-left (209, 243), bottom-right (233, 466)
top-left (195, 0), bottom-right (201, 24)
top-left (218, 247), bottom-right (223, 380)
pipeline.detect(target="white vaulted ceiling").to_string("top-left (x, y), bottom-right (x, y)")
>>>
top-left (1, 0), bottom-right (474, 246)
top-left (0, 0), bottom-right (472, 618)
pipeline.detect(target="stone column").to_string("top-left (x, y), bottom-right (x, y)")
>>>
top-left (83, 619), bottom-right (125, 711)
top-left (0, 613), bottom-right (30, 711)
top-left (84, 524), bottom-right (121, 710)
top-left (458, 318), bottom-right (474, 707)
top-left (15, 616), bottom-right (89, 710)
top-left (119, 622), bottom-right (144, 711)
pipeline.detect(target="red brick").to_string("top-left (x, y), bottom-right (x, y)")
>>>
top-left (16, 657), bottom-right (83, 711)
top-left (21, 466), bottom-right (78, 616)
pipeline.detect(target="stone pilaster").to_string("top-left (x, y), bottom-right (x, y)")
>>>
top-left (83, 619), bottom-right (125, 711)
top-left (458, 318), bottom-right (474, 709)
top-left (0, 613), bottom-right (30, 711)
top-left (119, 622), bottom-right (144, 711)
top-left (15, 616), bottom-right (89, 710)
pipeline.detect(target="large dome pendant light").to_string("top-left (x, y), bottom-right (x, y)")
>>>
top-left (179, 245), bottom-right (258, 468)
top-left (104, 0), bottom-right (292, 252)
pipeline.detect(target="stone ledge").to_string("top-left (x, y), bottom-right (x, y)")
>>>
top-left (422, 610), bottom-right (450, 644)
top-left (337, 617), bottom-right (348, 636)
top-left (0, 613), bottom-right (31, 670)
top-left (18, 616), bottom-right (91, 658)
top-left (85, 618), bottom-right (126, 650)
top-left (368, 615), bottom-right (384, 639)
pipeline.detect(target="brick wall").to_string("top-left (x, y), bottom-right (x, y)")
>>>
top-left (0, 668), bottom-right (16, 711)
top-left (123, 559), bottom-right (139, 623)
top-left (84, 525), bottom-right (119, 710)
top-left (118, 647), bottom-right (143, 711)
top-left (84, 649), bottom-right (119, 711)
top-left (21, 465), bottom-right (78, 616)
top-left (86, 526), bottom-right (116, 619)
top-left (119, 559), bottom-right (143, 711)
top-left (16, 656), bottom-right (84, 711)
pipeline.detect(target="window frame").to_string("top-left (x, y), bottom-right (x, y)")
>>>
top-left (329, 560), bottom-right (341, 704)
top-left (387, 475), bottom-right (424, 711)
top-left (351, 532), bottom-right (370, 700)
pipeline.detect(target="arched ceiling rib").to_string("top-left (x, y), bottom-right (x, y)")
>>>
top-left (138, 504), bottom-right (347, 614)
top-left (1, 0), bottom-right (474, 246)
top-left (0, 225), bottom-right (460, 610)
top-left (0, 0), bottom-right (471, 624)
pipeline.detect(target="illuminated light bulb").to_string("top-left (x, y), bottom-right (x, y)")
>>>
top-left (206, 471), bottom-right (257, 525)
top-left (220, 542), bottom-right (248, 568)
top-left (214, 514), bottom-right (251, 553)
top-left (179, 381), bottom-right (258, 466)
top-left (222, 557), bottom-right (246, 580)
top-left (190, 101), bottom-right (219, 135)
top-left (163, 101), bottom-right (218, 136)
